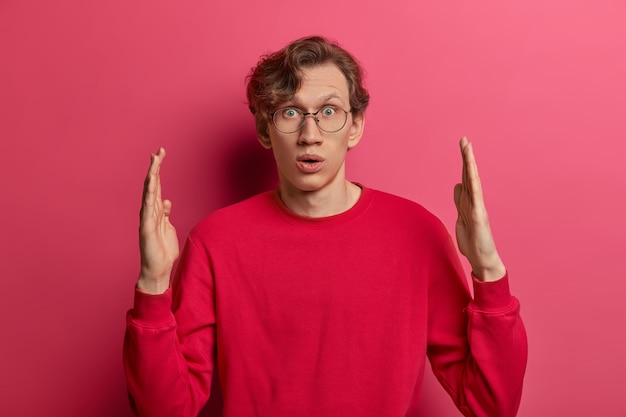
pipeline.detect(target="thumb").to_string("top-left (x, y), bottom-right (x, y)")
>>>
top-left (453, 183), bottom-right (462, 212)
top-left (163, 199), bottom-right (173, 218)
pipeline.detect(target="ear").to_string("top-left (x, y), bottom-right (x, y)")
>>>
top-left (347, 112), bottom-right (365, 150)
top-left (257, 131), bottom-right (272, 149)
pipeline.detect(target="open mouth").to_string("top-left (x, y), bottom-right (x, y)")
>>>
top-left (296, 154), bottom-right (324, 173)
top-left (297, 154), bottom-right (324, 163)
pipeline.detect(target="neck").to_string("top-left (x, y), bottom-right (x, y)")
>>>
top-left (278, 181), bottom-right (362, 218)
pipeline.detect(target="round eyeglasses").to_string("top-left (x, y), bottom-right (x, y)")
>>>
top-left (270, 106), bottom-right (351, 134)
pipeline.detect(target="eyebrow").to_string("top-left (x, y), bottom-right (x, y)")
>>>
top-left (319, 93), bottom-right (342, 102)
top-left (287, 94), bottom-right (345, 108)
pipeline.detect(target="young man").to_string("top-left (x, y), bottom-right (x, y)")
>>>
top-left (124, 36), bottom-right (527, 417)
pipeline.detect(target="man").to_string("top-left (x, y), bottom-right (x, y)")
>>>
top-left (124, 36), bottom-right (527, 417)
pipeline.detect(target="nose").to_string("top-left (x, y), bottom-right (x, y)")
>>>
top-left (298, 114), bottom-right (323, 145)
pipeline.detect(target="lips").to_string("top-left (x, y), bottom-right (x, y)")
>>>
top-left (296, 154), bottom-right (325, 173)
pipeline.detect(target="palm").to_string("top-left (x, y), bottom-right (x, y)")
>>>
top-left (453, 138), bottom-right (505, 282)
top-left (138, 148), bottom-right (180, 290)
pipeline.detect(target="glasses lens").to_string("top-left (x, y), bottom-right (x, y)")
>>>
top-left (317, 106), bottom-right (347, 132)
top-left (273, 107), bottom-right (302, 133)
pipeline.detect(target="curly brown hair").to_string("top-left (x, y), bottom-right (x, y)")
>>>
top-left (246, 36), bottom-right (370, 138)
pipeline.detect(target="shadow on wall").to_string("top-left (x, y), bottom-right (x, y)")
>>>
top-left (219, 133), bottom-right (278, 206)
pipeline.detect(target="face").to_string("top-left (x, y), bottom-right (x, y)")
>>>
top-left (258, 63), bottom-right (365, 196)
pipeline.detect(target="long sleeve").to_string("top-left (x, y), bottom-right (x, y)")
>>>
top-left (123, 237), bottom-right (216, 417)
top-left (427, 236), bottom-right (528, 417)
top-left (123, 188), bottom-right (527, 417)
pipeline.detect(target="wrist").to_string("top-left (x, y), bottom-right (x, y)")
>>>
top-left (137, 274), bottom-right (170, 294)
top-left (471, 256), bottom-right (506, 282)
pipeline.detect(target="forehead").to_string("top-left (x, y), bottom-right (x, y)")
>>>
top-left (290, 63), bottom-right (350, 105)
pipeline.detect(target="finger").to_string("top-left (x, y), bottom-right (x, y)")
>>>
top-left (155, 148), bottom-right (166, 203)
top-left (464, 142), bottom-right (485, 207)
top-left (155, 164), bottom-right (163, 211)
top-left (141, 148), bottom-right (166, 218)
top-left (148, 148), bottom-right (165, 180)
top-left (142, 153), bottom-right (157, 210)
top-left (460, 137), bottom-right (469, 193)
top-left (142, 154), bottom-right (154, 201)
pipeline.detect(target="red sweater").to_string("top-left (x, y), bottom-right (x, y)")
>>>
top-left (124, 187), bottom-right (527, 417)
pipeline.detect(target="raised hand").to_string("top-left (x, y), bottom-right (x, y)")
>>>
top-left (137, 148), bottom-right (180, 294)
top-left (453, 137), bottom-right (506, 282)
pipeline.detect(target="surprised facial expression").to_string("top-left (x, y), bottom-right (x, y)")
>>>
top-left (258, 63), bottom-right (365, 195)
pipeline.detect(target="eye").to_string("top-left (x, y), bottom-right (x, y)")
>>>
top-left (282, 108), bottom-right (300, 118)
top-left (321, 106), bottom-right (337, 117)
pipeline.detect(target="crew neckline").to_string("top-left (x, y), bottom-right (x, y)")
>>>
top-left (269, 184), bottom-right (374, 228)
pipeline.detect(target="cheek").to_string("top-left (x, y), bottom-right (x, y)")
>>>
top-left (329, 146), bottom-right (349, 166)
top-left (271, 144), bottom-right (291, 166)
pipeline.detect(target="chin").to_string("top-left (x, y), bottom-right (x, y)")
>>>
top-left (282, 176), bottom-right (329, 194)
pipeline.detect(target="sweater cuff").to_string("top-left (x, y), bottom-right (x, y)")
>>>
top-left (130, 287), bottom-right (174, 326)
top-left (471, 272), bottom-right (514, 311)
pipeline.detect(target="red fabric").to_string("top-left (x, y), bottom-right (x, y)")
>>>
top-left (124, 187), bottom-right (527, 417)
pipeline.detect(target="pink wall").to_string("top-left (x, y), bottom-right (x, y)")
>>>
top-left (1, 1), bottom-right (625, 416)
